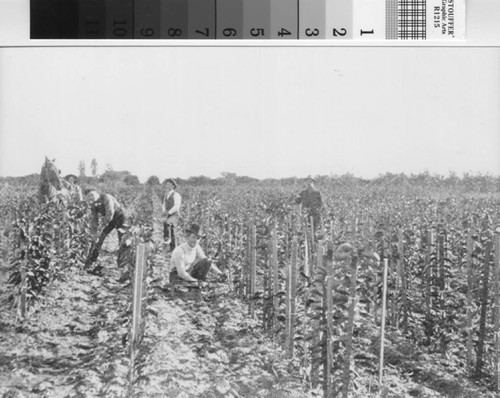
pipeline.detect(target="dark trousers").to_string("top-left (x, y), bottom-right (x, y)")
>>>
top-left (307, 211), bottom-right (321, 231)
top-left (169, 258), bottom-right (212, 283)
top-left (86, 210), bottom-right (127, 267)
top-left (163, 222), bottom-right (176, 251)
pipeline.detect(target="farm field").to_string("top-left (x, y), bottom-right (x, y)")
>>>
top-left (0, 173), bottom-right (499, 398)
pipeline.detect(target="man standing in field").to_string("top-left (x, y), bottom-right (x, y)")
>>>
top-left (295, 176), bottom-right (323, 230)
top-left (85, 190), bottom-right (128, 269)
top-left (168, 223), bottom-right (225, 284)
top-left (162, 178), bottom-right (181, 252)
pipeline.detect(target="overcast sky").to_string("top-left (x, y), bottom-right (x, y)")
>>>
top-left (0, 46), bottom-right (498, 182)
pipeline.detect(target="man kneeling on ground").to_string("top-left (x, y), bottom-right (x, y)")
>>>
top-left (169, 223), bottom-right (225, 284)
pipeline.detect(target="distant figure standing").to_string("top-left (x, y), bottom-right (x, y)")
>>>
top-left (162, 178), bottom-right (181, 252)
top-left (295, 176), bottom-right (323, 230)
top-left (85, 190), bottom-right (127, 268)
top-left (63, 174), bottom-right (83, 201)
top-left (169, 223), bottom-right (224, 284)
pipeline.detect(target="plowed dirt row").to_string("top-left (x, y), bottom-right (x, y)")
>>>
top-left (0, 190), bottom-right (317, 398)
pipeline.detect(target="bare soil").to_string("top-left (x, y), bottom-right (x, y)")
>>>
top-left (0, 228), bottom-right (318, 398)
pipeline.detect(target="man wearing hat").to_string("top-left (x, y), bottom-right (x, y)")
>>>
top-left (295, 176), bottom-right (323, 230)
top-left (162, 178), bottom-right (181, 252)
top-left (169, 223), bottom-right (224, 283)
top-left (63, 174), bottom-right (83, 201)
top-left (84, 189), bottom-right (128, 268)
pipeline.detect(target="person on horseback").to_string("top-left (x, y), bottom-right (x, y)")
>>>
top-left (84, 189), bottom-right (128, 269)
top-left (63, 174), bottom-right (83, 201)
top-left (39, 157), bottom-right (72, 205)
top-left (162, 178), bottom-right (181, 252)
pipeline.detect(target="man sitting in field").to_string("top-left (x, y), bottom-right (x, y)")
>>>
top-left (168, 223), bottom-right (225, 285)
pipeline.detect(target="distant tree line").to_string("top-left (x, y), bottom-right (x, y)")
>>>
top-left (1, 171), bottom-right (499, 193)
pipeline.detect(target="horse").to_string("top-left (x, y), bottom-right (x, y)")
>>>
top-left (38, 157), bottom-right (73, 206)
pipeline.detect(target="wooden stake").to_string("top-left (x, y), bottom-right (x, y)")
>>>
top-left (227, 222), bottom-right (233, 292)
top-left (475, 239), bottom-right (492, 379)
top-left (302, 218), bottom-right (314, 383)
top-left (425, 229), bottom-right (434, 345)
top-left (304, 222), bottom-right (310, 278)
top-left (236, 222), bottom-right (243, 296)
top-left (310, 241), bottom-right (323, 389)
top-left (245, 225), bottom-right (251, 298)
top-left (398, 230), bottom-right (408, 331)
top-left (466, 228), bottom-right (474, 373)
top-left (437, 232), bottom-right (445, 290)
top-left (315, 240), bottom-right (323, 283)
top-left (494, 231), bottom-right (500, 391)
top-left (285, 236), bottom-right (298, 357)
top-left (249, 224), bottom-right (257, 317)
top-left (341, 254), bottom-right (359, 398)
top-left (271, 224), bottom-right (279, 337)
top-left (18, 223), bottom-right (28, 322)
top-left (263, 248), bottom-right (270, 331)
top-left (309, 215), bottom-right (315, 254)
top-left (129, 243), bottom-right (146, 388)
top-left (392, 238), bottom-right (400, 329)
top-left (379, 258), bottom-right (389, 390)
top-left (131, 243), bottom-right (146, 344)
top-left (324, 241), bottom-right (334, 398)
top-left (19, 259), bottom-right (27, 321)
top-left (362, 213), bottom-right (370, 239)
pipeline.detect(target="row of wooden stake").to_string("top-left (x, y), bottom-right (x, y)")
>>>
top-left (239, 220), bottom-right (382, 397)
top-left (238, 219), bottom-right (500, 396)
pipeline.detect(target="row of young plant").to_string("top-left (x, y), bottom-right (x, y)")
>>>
top-left (5, 180), bottom-right (495, 395)
top-left (5, 195), bottom-right (91, 319)
top-left (119, 185), bottom-right (163, 397)
top-left (0, 182), bottom-right (161, 396)
top-left (177, 184), bottom-right (500, 396)
top-left (0, 183), bottom-right (147, 316)
top-left (0, 185), bottom-right (36, 265)
top-left (354, 194), bottom-right (500, 385)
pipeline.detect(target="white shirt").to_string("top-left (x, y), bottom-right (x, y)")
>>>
top-left (162, 190), bottom-right (181, 215)
top-left (170, 242), bottom-right (206, 281)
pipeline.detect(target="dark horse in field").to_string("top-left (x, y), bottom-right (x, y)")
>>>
top-left (39, 157), bottom-right (82, 205)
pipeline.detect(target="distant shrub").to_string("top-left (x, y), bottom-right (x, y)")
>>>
top-left (124, 175), bottom-right (141, 186)
top-left (146, 176), bottom-right (160, 186)
top-left (99, 170), bottom-right (133, 182)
